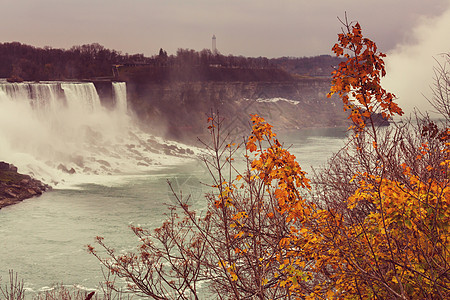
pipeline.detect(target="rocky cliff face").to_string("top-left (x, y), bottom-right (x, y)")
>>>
top-left (125, 78), bottom-right (348, 143)
top-left (0, 162), bottom-right (51, 209)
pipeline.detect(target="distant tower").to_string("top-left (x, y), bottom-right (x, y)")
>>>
top-left (212, 35), bottom-right (217, 54)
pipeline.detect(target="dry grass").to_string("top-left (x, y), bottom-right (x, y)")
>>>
top-left (1, 270), bottom-right (132, 300)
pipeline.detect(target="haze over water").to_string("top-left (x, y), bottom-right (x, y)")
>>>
top-left (0, 125), bottom-right (347, 295)
top-left (1, 1), bottom-right (449, 297)
top-left (0, 81), bottom-right (194, 186)
top-left (0, 79), bottom-right (349, 295)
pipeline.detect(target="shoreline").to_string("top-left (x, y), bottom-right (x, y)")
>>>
top-left (0, 162), bottom-right (51, 210)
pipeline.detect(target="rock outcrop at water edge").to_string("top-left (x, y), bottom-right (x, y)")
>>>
top-left (0, 161), bottom-right (51, 209)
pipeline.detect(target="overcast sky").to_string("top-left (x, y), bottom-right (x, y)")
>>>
top-left (2, 0), bottom-right (449, 113)
top-left (0, 0), bottom-right (448, 58)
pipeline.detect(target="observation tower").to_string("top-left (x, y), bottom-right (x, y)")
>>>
top-left (212, 35), bottom-right (217, 53)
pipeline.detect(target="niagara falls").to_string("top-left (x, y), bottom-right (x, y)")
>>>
top-left (1, 1), bottom-right (449, 299)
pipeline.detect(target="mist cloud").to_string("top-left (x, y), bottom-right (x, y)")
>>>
top-left (383, 1), bottom-right (450, 115)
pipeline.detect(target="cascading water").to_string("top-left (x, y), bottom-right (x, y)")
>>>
top-left (0, 80), bottom-right (193, 186)
top-left (112, 82), bottom-right (127, 113)
top-left (0, 80), bottom-right (348, 295)
top-left (0, 80), bottom-right (200, 295)
top-left (61, 82), bottom-right (102, 113)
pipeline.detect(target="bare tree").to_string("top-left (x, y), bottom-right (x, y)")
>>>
top-left (428, 53), bottom-right (450, 120)
top-left (88, 113), bottom-right (306, 299)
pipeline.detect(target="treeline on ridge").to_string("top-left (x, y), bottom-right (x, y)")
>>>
top-left (0, 42), bottom-right (141, 81)
top-left (0, 42), bottom-right (343, 82)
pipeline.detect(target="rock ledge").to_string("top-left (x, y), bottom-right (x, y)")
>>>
top-left (0, 162), bottom-right (51, 209)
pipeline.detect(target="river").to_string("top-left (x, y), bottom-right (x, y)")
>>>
top-left (0, 81), bottom-right (348, 296)
top-left (0, 127), bottom-right (347, 295)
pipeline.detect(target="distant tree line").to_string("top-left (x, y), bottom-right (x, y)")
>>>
top-left (270, 55), bottom-right (345, 77)
top-left (143, 49), bottom-right (343, 77)
top-left (0, 42), bottom-right (342, 81)
top-left (155, 48), bottom-right (272, 69)
top-left (0, 42), bottom-right (152, 81)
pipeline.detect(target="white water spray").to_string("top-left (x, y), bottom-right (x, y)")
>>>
top-left (383, 3), bottom-right (450, 115)
top-left (0, 81), bottom-right (193, 186)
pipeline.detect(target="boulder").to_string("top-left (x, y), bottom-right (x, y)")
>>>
top-left (58, 164), bottom-right (76, 174)
top-left (0, 162), bottom-right (18, 172)
top-left (0, 163), bottom-right (52, 209)
top-left (0, 161), bottom-right (10, 171)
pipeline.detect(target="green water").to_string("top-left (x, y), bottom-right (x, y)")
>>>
top-left (0, 127), bottom-right (347, 296)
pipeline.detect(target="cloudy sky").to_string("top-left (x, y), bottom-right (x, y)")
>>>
top-left (2, 0), bottom-right (449, 112)
top-left (0, 0), bottom-right (447, 57)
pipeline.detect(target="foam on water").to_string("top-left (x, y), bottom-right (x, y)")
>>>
top-left (254, 97), bottom-right (299, 105)
top-left (0, 81), bottom-right (196, 187)
top-left (0, 125), bottom-right (348, 296)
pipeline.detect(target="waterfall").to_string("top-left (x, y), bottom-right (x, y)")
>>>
top-left (0, 82), bottom-right (30, 99)
top-left (0, 80), bottom-right (193, 186)
top-left (112, 82), bottom-right (127, 113)
top-left (30, 83), bottom-right (62, 113)
top-left (0, 82), bottom-right (62, 112)
top-left (61, 82), bottom-right (102, 113)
